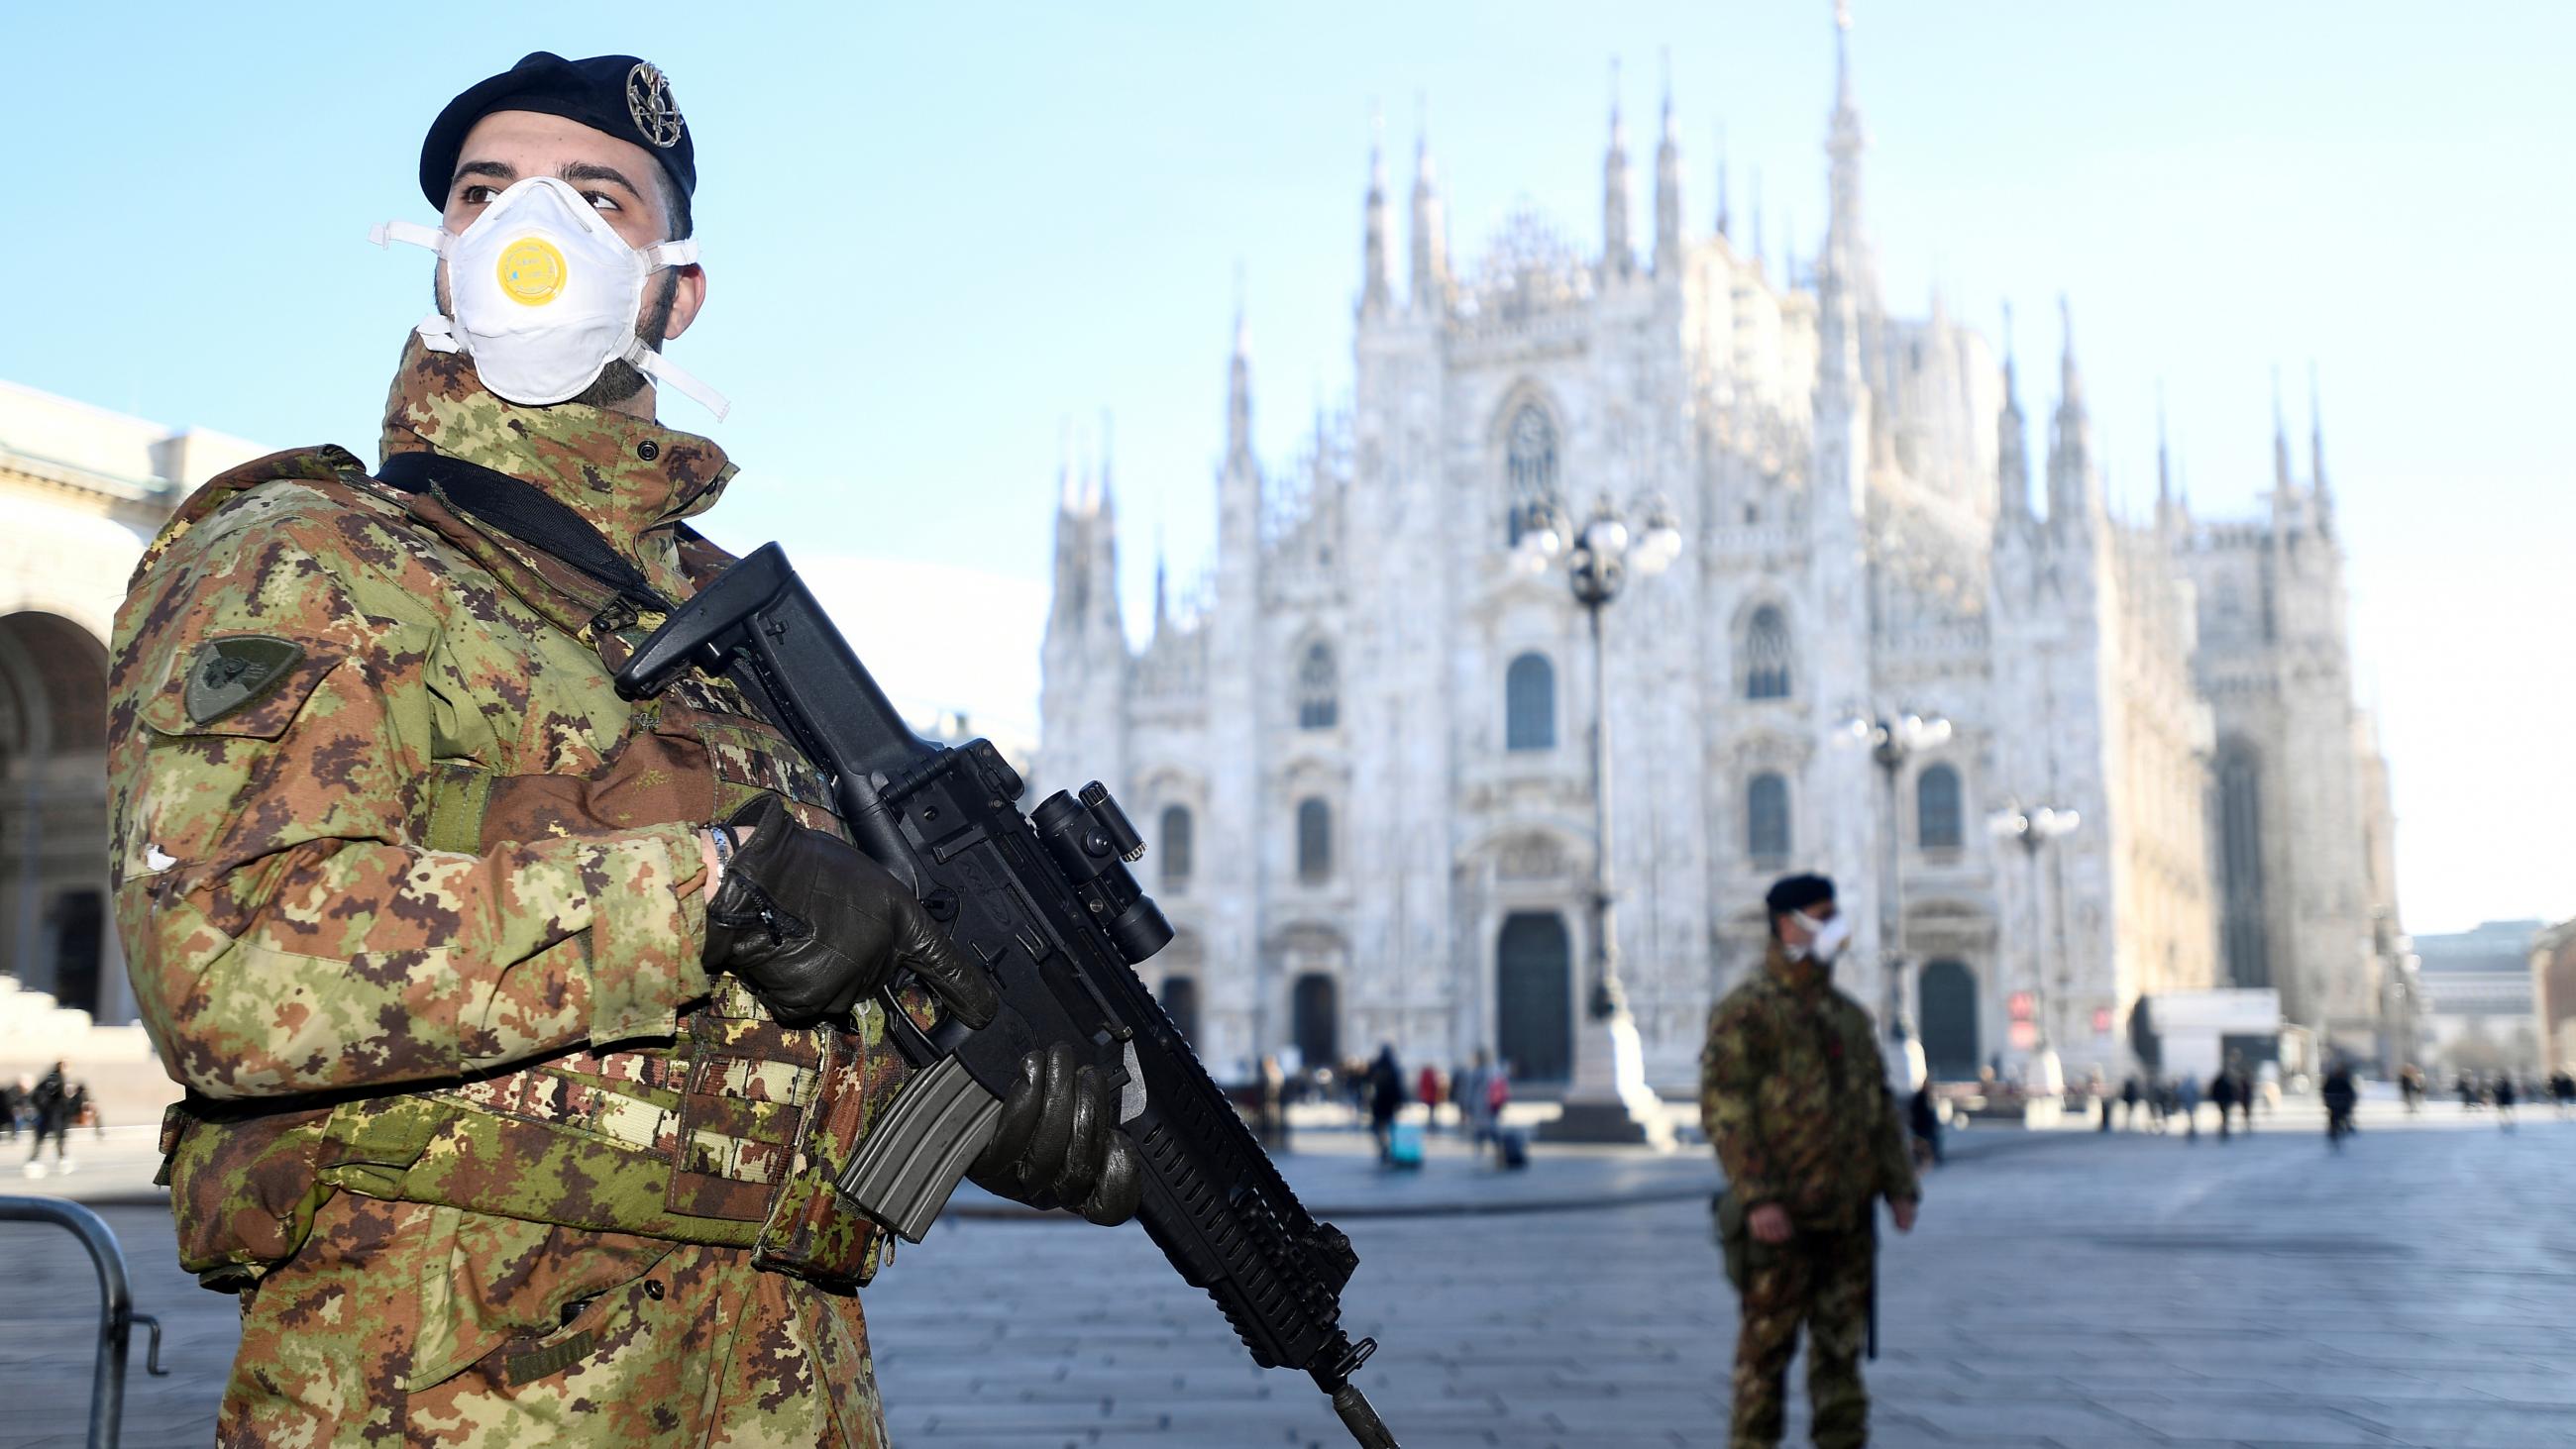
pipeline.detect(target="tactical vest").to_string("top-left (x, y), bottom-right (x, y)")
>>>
top-left (149, 446), bottom-right (911, 1291)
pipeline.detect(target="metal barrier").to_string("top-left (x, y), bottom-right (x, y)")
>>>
top-left (0, 1195), bottom-right (167, 1449)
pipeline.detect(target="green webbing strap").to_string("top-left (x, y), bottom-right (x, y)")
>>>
top-left (423, 764), bottom-right (495, 855)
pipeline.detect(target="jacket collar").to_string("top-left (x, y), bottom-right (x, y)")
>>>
top-left (1763, 938), bottom-right (1832, 995)
top-left (376, 336), bottom-right (735, 559)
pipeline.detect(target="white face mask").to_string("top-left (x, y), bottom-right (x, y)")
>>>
top-left (1790, 909), bottom-right (1854, 965)
top-left (372, 176), bottom-right (728, 420)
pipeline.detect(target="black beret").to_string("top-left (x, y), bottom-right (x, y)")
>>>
top-left (419, 52), bottom-right (695, 212)
top-left (1765, 874), bottom-right (1835, 918)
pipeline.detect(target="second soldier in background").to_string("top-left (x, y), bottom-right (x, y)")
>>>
top-left (1702, 874), bottom-right (1920, 1449)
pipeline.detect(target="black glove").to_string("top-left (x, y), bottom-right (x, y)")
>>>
top-left (702, 794), bottom-right (1000, 1029)
top-left (969, 1041), bottom-right (1145, 1227)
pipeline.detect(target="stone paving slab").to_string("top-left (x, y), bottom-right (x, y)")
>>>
top-left (9, 1106), bottom-right (2576, 1446)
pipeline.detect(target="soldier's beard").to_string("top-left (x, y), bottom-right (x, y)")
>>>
top-left (429, 269), bottom-right (680, 410)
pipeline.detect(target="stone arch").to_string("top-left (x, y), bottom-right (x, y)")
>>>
top-left (1494, 910), bottom-right (1574, 1083)
top-left (0, 611), bottom-right (114, 1019)
top-left (1918, 959), bottom-right (1980, 1082)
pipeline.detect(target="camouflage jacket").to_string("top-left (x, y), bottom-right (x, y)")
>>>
top-left (1699, 941), bottom-right (1919, 1231)
top-left (110, 340), bottom-right (911, 1301)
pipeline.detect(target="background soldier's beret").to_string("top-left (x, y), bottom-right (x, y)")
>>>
top-left (1765, 873), bottom-right (1836, 917)
top-left (418, 52), bottom-right (696, 212)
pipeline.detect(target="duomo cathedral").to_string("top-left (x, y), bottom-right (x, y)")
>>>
top-left (1035, 18), bottom-right (2407, 1093)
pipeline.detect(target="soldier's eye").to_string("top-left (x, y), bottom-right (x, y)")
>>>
top-left (584, 191), bottom-right (621, 213)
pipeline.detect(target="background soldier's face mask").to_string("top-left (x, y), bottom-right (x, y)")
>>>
top-left (1789, 908), bottom-right (1853, 965)
top-left (373, 176), bottom-right (728, 419)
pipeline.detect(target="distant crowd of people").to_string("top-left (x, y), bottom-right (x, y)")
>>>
top-left (4, 1060), bottom-right (99, 1178)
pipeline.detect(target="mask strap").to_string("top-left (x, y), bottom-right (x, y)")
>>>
top-left (371, 220), bottom-right (450, 256)
top-left (643, 238), bottom-right (700, 270)
top-left (631, 349), bottom-right (731, 423)
top-left (413, 314), bottom-right (464, 356)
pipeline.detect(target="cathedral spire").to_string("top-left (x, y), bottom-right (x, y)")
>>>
top-left (2271, 363), bottom-right (2294, 500)
top-left (1821, 0), bottom-right (1878, 316)
top-left (1227, 278), bottom-right (1254, 472)
top-left (1750, 166), bottom-right (1766, 273)
top-left (1359, 110), bottom-right (1392, 319)
top-left (2045, 295), bottom-right (2097, 536)
top-left (1713, 123), bottom-right (1730, 240)
top-left (1653, 49), bottom-right (1684, 278)
top-left (2309, 361), bottom-right (2335, 537)
top-left (1995, 300), bottom-right (2031, 536)
top-left (1409, 97), bottom-right (1449, 312)
top-left (2308, 362), bottom-right (2329, 495)
top-left (1088, 412), bottom-right (1123, 637)
top-left (1152, 512), bottom-right (1168, 640)
top-left (2155, 383), bottom-right (2183, 540)
top-left (1602, 58), bottom-right (1635, 282)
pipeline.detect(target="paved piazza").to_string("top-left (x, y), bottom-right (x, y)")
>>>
top-left (5, 1101), bottom-right (2575, 1447)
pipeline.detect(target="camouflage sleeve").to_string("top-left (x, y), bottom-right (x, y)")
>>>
top-left (1698, 997), bottom-right (1782, 1206)
top-left (109, 516), bottom-right (714, 1100)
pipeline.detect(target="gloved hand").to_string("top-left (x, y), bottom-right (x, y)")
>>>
top-left (701, 793), bottom-right (1000, 1029)
top-left (969, 1041), bottom-right (1145, 1226)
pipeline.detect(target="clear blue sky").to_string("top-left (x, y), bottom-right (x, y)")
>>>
top-left (3, 2), bottom-right (2566, 936)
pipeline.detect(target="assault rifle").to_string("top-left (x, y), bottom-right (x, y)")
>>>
top-left (615, 544), bottom-right (1400, 1449)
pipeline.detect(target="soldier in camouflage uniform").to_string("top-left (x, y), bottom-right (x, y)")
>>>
top-left (1701, 875), bottom-right (1920, 1449)
top-left (110, 52), bottom-right (1133, 1447)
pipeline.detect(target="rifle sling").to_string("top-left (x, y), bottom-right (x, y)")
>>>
top-left (376, 451), bottom-right (674, 612)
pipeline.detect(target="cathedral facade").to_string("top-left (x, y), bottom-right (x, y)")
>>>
top-left (1035, 21), bottom-right (2402, 1092)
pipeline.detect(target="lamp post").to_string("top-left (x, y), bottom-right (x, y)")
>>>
top-left (1842, 711), bottom-right (1952, 1087)
top-left (1987, 802), bottom-right (2081, 1095)
top-left (1519, 491), bottom-right (1683, 1144)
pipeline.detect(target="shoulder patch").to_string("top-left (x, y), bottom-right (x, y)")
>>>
top-left (183, 636), bottom-right (305, 725)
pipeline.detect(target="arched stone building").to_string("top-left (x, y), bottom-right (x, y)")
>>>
top-left (0, 379), bottom-right (264, 1032)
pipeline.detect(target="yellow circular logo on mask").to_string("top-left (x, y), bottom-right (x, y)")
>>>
top-left (495, 237), bottom-right (568, 306)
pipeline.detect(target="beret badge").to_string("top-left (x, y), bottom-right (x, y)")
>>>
top-left (626, 62), bottom-right (685, 149)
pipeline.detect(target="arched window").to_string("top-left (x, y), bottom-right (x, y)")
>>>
top-left (2217, 744), bottom-right (2269, 987)
top-left (1916, 764), bottom-right (1963, 850)
top-left (1159, 976), bottom-right (1201, 1044)
top-left (1297, 641), bottom-right (1339, 730)
top-left (1743, 605), bottom-right (1792, 700)
top-left (1296, 798), bottom-right (1333, 882)
top-left (1158, 804), bottom-right (1194, 887)
top-left (1747, 772), bottom-right (1791, 863)
top-left (1292, 974), bottom-right (1340, 1068)
top-left (1505, 653), bottom-right (1556, 752)
top-left (1503, 403), bottom-right (1559, 545)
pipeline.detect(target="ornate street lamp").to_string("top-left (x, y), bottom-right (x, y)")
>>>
top-left (1840, 711), bottom-right (1952, 1087)
top-left (1988, 802), bottom-right (2081, 1094)
top-left (1521, 491), bottom-right (1683, 1144)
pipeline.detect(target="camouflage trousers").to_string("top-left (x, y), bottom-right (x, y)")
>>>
top-left (1728, 1221), bottom-right (1872, 1449)
top-left (217, 1194), bottom-right (886, 1447)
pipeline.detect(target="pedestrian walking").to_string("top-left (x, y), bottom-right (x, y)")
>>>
top-left (2549, 1069), bottom-right (2575, 1117)
top-left (1417, 1063), bottom-right (1446, 1132)
top-left (20, 1061), bottom-right (69, 1178)
top-left (2320, 1060), bottom-right (2358, 1151)
top-left (1459, 1048), bottom-right (1500, 1156)
top-left (2229, 1056), bottom-right (2257, 1135)
top-left (1907, 1083), bottom-right (1943, 1169)
top-left (2458, 1072), bottom-right (2481, 1110)
top-left (2208, 1069), bottom-right (2237, 1142)
top-left (2120, 1076), bottom-right (2142, 1130)
top-left (2176, 1074), bottom-right (2201, 1140)
top-left (1367, 1045), bottom-right (1405, 1160)
top-left (1702, 875), bottom-right (1919, 1449)
top-left (2495, 1073), bottom-right (2518, 1130)
top-left (0, 1074), bottom-right (23, 1141)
